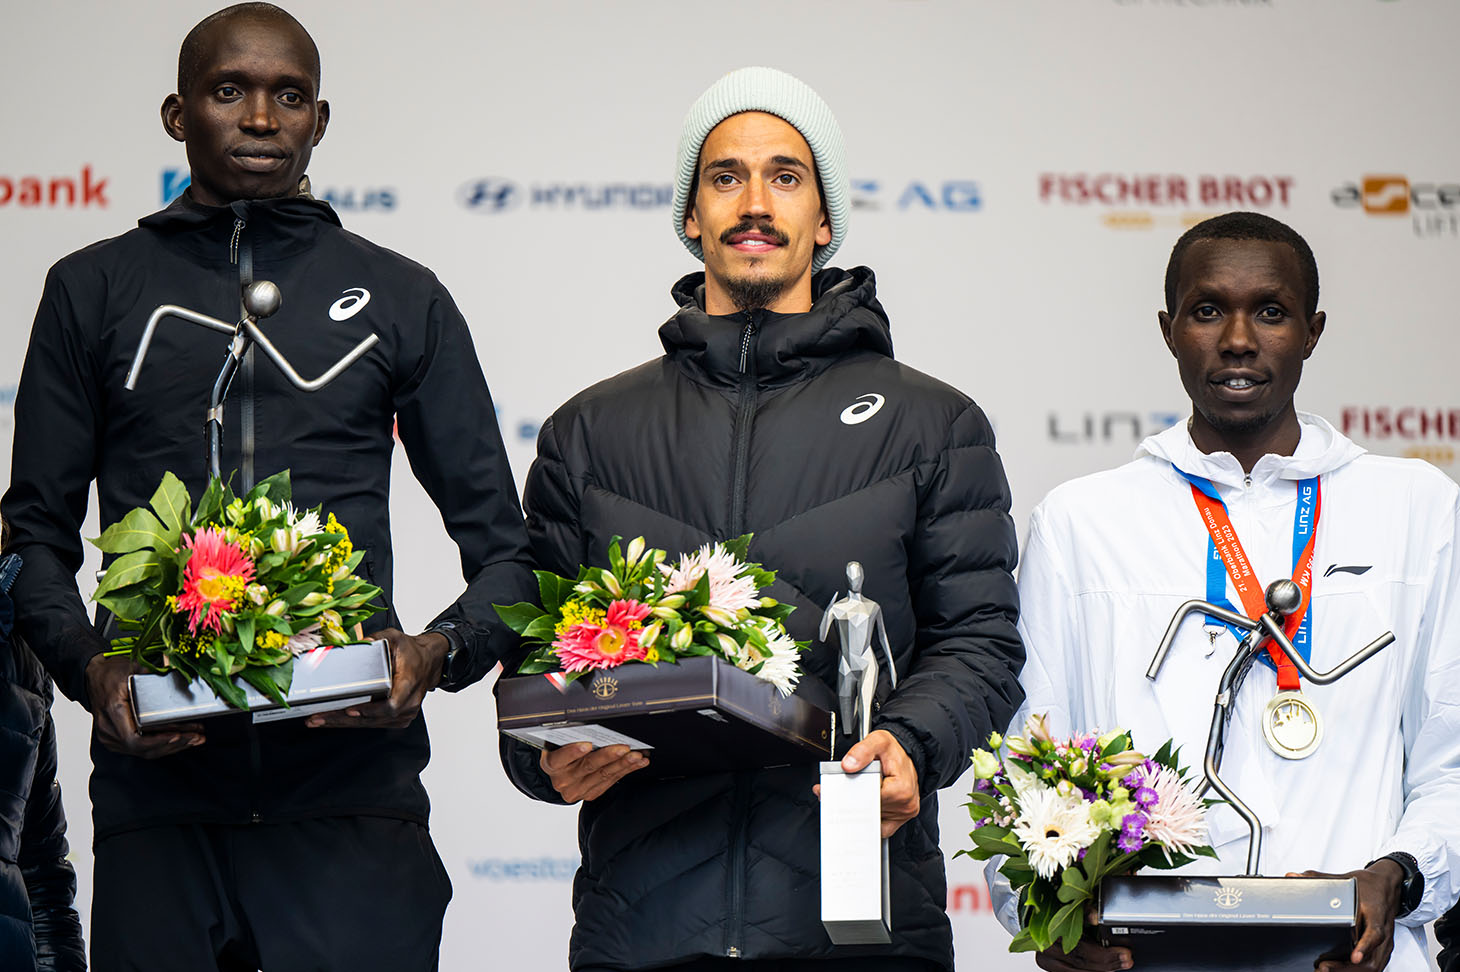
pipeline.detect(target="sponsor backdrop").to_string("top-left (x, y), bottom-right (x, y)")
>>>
top-left (1, 1), bottom-right (1456, 968)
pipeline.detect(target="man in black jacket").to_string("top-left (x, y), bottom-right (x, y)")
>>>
top-left (499, 66), bottom-right (1024, 971)
top-left (0, 519), bottom-right (86, 972)
top-left (1, 5), bottom-right (533, 970)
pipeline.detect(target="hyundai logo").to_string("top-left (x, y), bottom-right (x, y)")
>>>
top-left (458, 178), bottom-right (523, 213)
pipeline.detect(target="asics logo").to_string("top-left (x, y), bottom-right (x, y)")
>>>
top-left (328, 287), bottom-right (371, 321)
top-left (840, 393), bottom-right (886, 426)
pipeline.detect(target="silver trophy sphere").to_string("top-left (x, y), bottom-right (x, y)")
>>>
top-left (1265, 579), bottom-right (1302, 618)
top-left (242, 280), bottom-right (282, 320)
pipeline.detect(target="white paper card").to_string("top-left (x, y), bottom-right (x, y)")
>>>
top-left (506, 723), bottom-right (654, 751)
top-left (251, 695), bottom-right (372, 724)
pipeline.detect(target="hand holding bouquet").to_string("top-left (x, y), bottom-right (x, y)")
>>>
top-left (961, 714), bottom-right (1215, 954)
top-left (90, 470), bottom-right (382, 710)
top-left (495, 534), bottom-right (807, 696)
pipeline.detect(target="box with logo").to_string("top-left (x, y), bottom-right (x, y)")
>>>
top-left (130, 640), bottom-right (392, 728)
top-left (496, 656), bottom-right (833, 779)
top-left (1094, 875), bottom-right (1356, 972)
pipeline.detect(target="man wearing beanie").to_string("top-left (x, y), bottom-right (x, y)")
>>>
top-left (498, 67), bottom-right (1024, 971)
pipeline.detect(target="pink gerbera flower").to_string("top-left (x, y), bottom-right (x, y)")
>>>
top-left (175, 528), bottom-right (255, 634)
top-left (554, 599), bottom-right (652, 672)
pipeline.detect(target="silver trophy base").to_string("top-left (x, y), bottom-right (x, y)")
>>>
top-left (820, 760), bottom-right (891, 945)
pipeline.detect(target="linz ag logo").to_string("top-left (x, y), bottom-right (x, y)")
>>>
top-left (161, 169), bottom-right (396, 212)
top-left (590, 674), bottom-right (619, 700)
top-left (1039, 173), bottom-right (1293, 229)
top-left (1341, 406), bottom-right (1460, 469)
top-left (1331, 175), bottom-right (1460, 237)
top-left (1048, 410), bottom-right (1182, 444)
top-left (850, 180), bottom-right (980, 212)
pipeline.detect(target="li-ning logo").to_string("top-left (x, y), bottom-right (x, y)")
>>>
top-left (328, 288), bottom-right (371, 321)
top-left (840, 393), bottom-right (886, 426)
top-left (1213, 886), bottom-right (1243, 910)
top-left (1324, 564), bottom-right (1373, 577)
top-left (590, 674), bottom-right (618, 700)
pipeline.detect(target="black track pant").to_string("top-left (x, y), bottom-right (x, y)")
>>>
top-left (91, 817), bottom-right (451, 972)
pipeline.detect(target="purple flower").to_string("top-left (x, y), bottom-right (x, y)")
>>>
top-left (1121, 771), bottom-right (1142, 790)
top-left (1117, 830), bottom-right (1146, 853)
top-left (1080, 787), bottom-right (1098, 803)
top-left (975, 778), bottom-right (991, 792)
top-left (1077, 734), bottom-right (1098, 752)
top-left (1134, 786), bottom-right (1160, 810)
top-left (1121, 811), bottom-right (1148, 836)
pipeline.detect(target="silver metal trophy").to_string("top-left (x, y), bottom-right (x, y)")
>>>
top-left (1145, 578), bottom-right (1393, 874)
top-left (1095, 581), bottom-right (1396, 970)
top-left (120, 281), bottom-right (388, 726)
top-left (818, 562), bottom-right (898, 945)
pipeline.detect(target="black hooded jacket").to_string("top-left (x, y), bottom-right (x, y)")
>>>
top-left (0, 554), bottom-right (86, 972)
top-left (499, 268), bottom-right (1024, 969)
top-left (1, 193), bottom-right (535, 838)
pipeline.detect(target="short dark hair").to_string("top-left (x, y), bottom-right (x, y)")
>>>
top-left (1164, 211), bottom-right (1320, 318)
top-left (177, 3), bottom-right (320, 96)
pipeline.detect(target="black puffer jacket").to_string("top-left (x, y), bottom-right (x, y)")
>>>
top-left (500, 268), bottom-right (1024, 970)
top-left (2, 194), bottom-right (534, 838)
top-left (0, 554), bottom-right (86, 972)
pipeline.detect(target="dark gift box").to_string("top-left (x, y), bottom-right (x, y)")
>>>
top-left (1095, 875), bottom-right (1356, 972)
top-left (497, 656), bottom-right (832, 778)
top-left (130, 640), bottom-right (392, 728)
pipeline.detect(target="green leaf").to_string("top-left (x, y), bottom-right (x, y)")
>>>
top-left (247, 469), bottom-right (292, 505)
top-left (148, 471), bottom-right (192, 537)
top-left (971, 830), bottom-right (1023, 858)
top-left (607, 536), bottom-right (625, 577)
top-left (92, 506), bottom-right (170, 555)
top-left (1008, 927), bottom-right (1038, 953)
top-left (722, 533), bottom-right (753, 561)
top-left (194, 477), bottom-right (226, 527)
top-left (1051, 901), bottom-right (1084, 955)
top-left (239, 666), bottom-right (289, 707)
top-left (94, 550), bottom-right (163, 599)
top-left (492, 602), bottom-right (548, 634)
top-left (521, 615), bottom-right (558, 643)
top-left (200, 668), bottom-right (248, 710)
top-left (516, 656), bottom-right (560, 675)
top-left (236, 615), bottom-right (256, 656)
top-left (535, 571), bottom-right (573, 614)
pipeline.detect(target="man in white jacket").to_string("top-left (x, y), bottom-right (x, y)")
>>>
top-left (992, 212), bottom-right (1460, 972)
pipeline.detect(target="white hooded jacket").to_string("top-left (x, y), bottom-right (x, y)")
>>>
top-left (989, 413), bottom-right (1460, 971)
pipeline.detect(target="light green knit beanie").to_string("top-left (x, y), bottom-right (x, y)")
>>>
top-left (672, 66), bottom-right (848, 271)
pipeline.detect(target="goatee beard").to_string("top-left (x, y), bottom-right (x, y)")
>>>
top-left (724, 275), bottom-right (793, 313)
top-left (1197, 404), bottom-right (1282, 439)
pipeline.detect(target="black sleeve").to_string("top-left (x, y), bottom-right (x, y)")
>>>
top-left (496, 415), bottom-right (576, 804)
top-left (871, 402), bottom-right (1025, 795)
top-left (391, 280), bottom-right (536, 691)
top-left (20, 714), bottom-right (86, 972)
top-left (1, 262), bottom-right (108, 706)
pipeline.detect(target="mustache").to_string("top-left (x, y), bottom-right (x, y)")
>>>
top-left (719, 219), bottom-right (790, 246)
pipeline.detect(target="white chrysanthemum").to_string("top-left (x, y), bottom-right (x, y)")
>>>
top-left (285, 504), bottom-right (323, 538)
top-left (1136, 764), bottom-right (1209, 862)
top-left (1012, 787), bottom-right (1100, 880)
top-left (661, 542), bottom-right (760, 612)
top-left (741, 623), bottom-right (802, 696)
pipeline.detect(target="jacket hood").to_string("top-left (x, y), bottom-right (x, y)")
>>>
top-left (137, 190), bottom-right (341, 263)
top-left (1137, 411), bottom-right (1367, 489)
top-left (659, 265), bottom-right (893, 388)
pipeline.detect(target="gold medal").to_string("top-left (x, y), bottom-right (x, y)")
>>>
top-left (1262, 689), bottom-right (1322, 759)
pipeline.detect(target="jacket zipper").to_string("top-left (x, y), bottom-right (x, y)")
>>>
top-left (230, 214), bottom-right (263, 824)
top-left (728, 313), bottom-right (760, 537)
top-left (723, 772), bottom-right (753, 957)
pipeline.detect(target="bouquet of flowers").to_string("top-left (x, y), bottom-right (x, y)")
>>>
top-left (960, 714), bottom-right (1216, 955)
top-left (90, 470), bottom-right (382, 710)
top-left (495, 535), bottom-right (807, 696)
